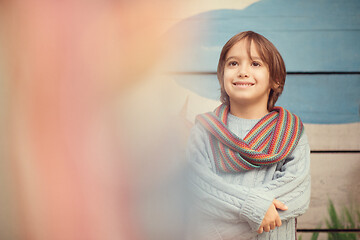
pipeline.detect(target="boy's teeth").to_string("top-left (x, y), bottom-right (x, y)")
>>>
top-left (235, 83), bottom-right (253, 86)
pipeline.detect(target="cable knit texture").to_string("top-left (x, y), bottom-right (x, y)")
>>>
top-left (186, 111), bottom-right (311, 240)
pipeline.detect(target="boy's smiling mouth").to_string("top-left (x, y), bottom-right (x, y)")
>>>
top-left (232, 81), bottom-right (255, 88)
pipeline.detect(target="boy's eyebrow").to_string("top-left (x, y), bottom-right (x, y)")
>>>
top-left (225, 56), bottom-right (263, 62)
top-left (225, 56), bottom-right (237, 62)
top-left (251, 56), bottom-right (262, 61)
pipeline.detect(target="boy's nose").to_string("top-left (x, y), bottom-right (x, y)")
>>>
top-left (237, 69), bottom-right (249, 78)
top-left (237, 64), bottom-right (250, 78)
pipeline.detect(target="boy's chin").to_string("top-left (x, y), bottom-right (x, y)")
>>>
top-left (228, 97), bottom-right (270, 109)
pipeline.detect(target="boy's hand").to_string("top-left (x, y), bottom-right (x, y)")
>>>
top-left (257, 199), bottom-right (288, 234)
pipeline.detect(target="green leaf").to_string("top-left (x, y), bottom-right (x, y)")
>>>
top-left (326, 200), bottom-right (343, 229)
top-left (311, 223), bottom-right (321, 240)
top-left (311, 231), bottom-right (319, 240)
top-left (344, 207), bottom-right (355, 228)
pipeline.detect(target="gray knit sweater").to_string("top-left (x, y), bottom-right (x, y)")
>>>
top-left (186, 112), bottom-right (311, 240)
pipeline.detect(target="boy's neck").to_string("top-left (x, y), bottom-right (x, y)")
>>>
top-left (229, 101), bottom-right (270, 120)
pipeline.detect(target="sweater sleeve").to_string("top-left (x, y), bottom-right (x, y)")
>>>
top-left (261, 132), bottom-right (311, 221)
top-left (186, 121), bottom-right (311, 232)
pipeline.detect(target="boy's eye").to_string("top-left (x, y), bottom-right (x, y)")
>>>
top-left (228, 61), bottom-right (238, 66)
top-left (251, 61), bottom-right (261, 67)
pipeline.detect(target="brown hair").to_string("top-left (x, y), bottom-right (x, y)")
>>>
top-left (217, 31), bottom-right (286, 111)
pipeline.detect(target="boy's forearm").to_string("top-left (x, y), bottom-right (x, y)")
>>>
top-left (190, 162), bottom-right (273, 230)
top-left (277, 175), bottom-right (311, 220)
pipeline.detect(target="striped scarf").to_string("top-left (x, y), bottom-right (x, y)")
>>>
top-left (196, 104), bottom-right (304, 173)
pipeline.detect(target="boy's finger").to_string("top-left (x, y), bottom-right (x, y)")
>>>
top-left (270, 222), bottom-right (276, 230)
top-left (275, 217), bottom-right (282, 227)
top-left (257, 227), bottom-right (263, 234)
top-left (273, 199), bottom-right (288, 211)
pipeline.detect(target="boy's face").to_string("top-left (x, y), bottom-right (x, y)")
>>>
top-left (223, 39), bottom-right (271, 109)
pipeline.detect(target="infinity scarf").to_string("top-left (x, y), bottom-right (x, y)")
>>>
top-left (196, 104), bottom-right (304, 173)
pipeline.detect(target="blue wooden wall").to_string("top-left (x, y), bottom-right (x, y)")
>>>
top-left (165, 0), bottom-right (360, 124)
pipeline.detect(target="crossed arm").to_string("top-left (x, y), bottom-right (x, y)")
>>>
top-left (186, 123), bottom-right (311, 233)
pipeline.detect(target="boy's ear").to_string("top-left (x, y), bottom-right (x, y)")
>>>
top-left (272, 81), bottom-right (280, 89)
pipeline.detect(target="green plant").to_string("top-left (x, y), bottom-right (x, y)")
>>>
top-left (305, 223), bottom-right (321, 240)
top-left (310, 199), bottom-right (360, 240)
top-left (310, 225), bottom-right (321, 240)
top-left (325, 199), bottom-right (359, 240)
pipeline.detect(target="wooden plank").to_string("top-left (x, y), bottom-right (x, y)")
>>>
top-left (277, 74), bottom-right (360, 124)
top-left (163, 0), bottom-right (360, 72)
top-left (165, 30), bottom-right (360, 72)
top-left (305, 123), bottom-right (360, 151)
top-left (170, 74), bottom-right (360, 124)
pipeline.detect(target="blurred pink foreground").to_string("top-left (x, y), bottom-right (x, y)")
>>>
top-left (0, 1), bottom-right (187, 239)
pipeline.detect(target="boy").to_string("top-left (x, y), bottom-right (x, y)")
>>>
top-left (186, 31), bottom-right (311, 240)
